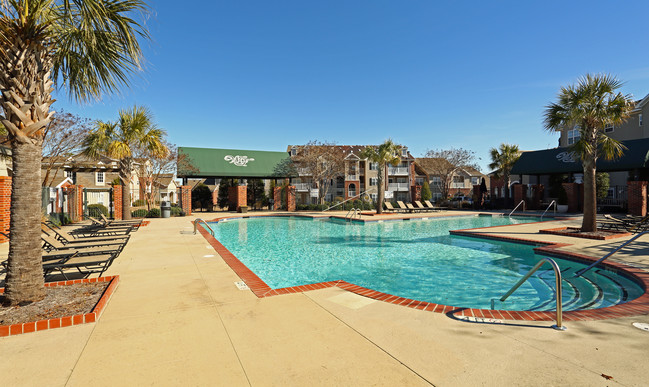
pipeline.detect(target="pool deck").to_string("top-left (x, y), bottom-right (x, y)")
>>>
top-left (1, 211), bottom-right (649, 386)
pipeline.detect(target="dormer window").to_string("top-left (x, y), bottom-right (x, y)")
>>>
top-left (290, 147), bottom-right (297, 156)
top-left (401, 147), bottom-right (408, 157)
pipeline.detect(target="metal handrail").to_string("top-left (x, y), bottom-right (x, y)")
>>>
top-left (323, 188), bottom-right (376, 212)
top-left (540, 200), bottom-right (557, 220)
top-left (500, 257), bottom-right (566, 330)
top-left (574, 230), bottom-right (649, 277)
top-left (193, 218), bottom-right (214, 236)
top-left (508, 200), bottom-right (526, 217)
top-left (345, 208), bottom-right (361, 221)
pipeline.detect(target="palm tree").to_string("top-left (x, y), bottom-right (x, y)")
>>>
top-left (488, 143), bottom-right (520, 208)
top-left (0, 0), bottom-right (150, 305)
top-left (83, 106), bottom-right (167, 220)
top-left (361, 139), bottom-right (401, 214)
top-left (544, 74), bottom-right (634, 232)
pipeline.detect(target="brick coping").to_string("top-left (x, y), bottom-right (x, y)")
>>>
top-left (539, 226), bottom-right (631, 240)
top-left (0, 276), bottom-right (120, 337)
top-left (196, 216), bottom-right (649, 322)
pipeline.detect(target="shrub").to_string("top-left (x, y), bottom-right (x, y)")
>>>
top-left (132, 199), bottom-right (146, 207)
top-left (87, 203), bottom-right (108, 217)
top-left (131, 209), bottom-right (148, 218)
top-left (171, 206), bottom-right (185, 217)
top-left (147, 208), bottom-right (161, 218)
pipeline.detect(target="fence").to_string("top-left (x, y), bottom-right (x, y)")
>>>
top-left (83, 187), bottom-right (114, 219)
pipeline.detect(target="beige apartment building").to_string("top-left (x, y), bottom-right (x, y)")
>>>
top-left (288, 145), bottom-right (418, 205)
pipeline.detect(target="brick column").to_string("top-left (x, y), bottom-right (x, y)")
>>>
top-left (179, 185), bottom-right (192, 216)
top-left (113, 184), bottom-right (123, 220)
top-left (0, 176), bottom-right (11, 243)
top-left (562, 183), bottom-right (579, 213)
top-left (411, 185), bottom-right (422, 202)
top-left (273, 186), bottom-right (282, 210)
top-left (512, 184), bottom-right (527, 208)
top-left (628, 181), bottom-right (648, 216)
top-left (228, 185), bottom-right (247, 212)
top-left (287, 186), bottom-right (296, 212)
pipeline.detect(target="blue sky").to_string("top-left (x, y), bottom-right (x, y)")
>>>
top-left (54, 0), bottom-right (649, 172)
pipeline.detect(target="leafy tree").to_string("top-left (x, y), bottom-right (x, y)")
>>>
top-left (192, 183), bottom-right (212, 211)
top-left (247, 179), bottom-right (266, 209)
top-left (488, 143), bottom-right (521, 207)
top-left (544, 74), bottom-right (634, 231)
top-left (421, 180), bottom-right (432, 201)
top-left (217, 179), bottom-right (236, 210)
top-left (0, 0), bottom-right (150, 305)
top-left (419, 148), bottom-right (478, 199)
top-left (361, 139), bottom-right (401, 214)
top-left (596, 172), bottom-right (610, 199)
top-left (83, 106), bottom-right (168, 220)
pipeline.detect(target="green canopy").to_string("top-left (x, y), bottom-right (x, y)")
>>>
top-left (510, 138), bottom-right (649, 175)
top-left (177, 147), bottom-right (295, 178)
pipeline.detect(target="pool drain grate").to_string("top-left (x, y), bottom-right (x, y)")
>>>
top-left (235, 281), bottom-right (250, 290)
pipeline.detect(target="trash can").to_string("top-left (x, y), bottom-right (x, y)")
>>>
top-left (161, 201), bottom-right (171, 218)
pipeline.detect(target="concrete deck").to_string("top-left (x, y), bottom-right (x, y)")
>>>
top-left (1, 211), bottom-right (648, 386)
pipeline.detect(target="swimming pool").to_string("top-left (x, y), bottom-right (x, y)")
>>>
top-left (207, 215), bottom-right (644, 312)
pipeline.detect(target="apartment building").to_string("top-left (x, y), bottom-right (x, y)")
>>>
top-left (288, 145), bottom-right (417, 205)
top-left (415, 157), bottom-right (488, 201)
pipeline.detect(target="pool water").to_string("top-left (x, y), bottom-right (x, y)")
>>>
top-left (209, 216), bottom-right (644, 311)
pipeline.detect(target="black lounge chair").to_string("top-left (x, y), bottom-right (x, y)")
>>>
top-left (41, 233), bottom-right (130, 256)
top-left (42, 222), bottom-right (130, 245)
top-left (42, 251), bottom-right (120, 279)
top-left (99, 214), bottom-right (143, 229)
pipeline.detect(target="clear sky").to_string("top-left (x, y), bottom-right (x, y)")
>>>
top-left (53, 0), bottom-right (649, 172)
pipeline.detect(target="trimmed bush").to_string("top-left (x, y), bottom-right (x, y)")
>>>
top-left (132, 199), bottom-right (146, 207)
top-left (87, 203), bottom-right (109, 217)
top-left (171, 206), bottom-right (185, 217)
top-left (147, 208), bottom-right (161, 218)
top-left (131, 209), bottom-right (148, 218)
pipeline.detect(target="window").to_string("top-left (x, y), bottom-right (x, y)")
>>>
top-left (415, 177), bottom-right (424, 185)
top-left (65, 170), bottom-right (74, 180)
top-left (567, 128), bottom-right (581, 145)
top-left (432, 176), bottom-right (441, 185)
top-left (432, 192), bottom-right (442, 201)
top-left (96, 171), bottom-right (104, 185)
top-left (369, 162), bottom-right (378, 171)
top-left (370, 193), bottom-right (377, 201)
top-left (401, 147), bottom-right (408, 157)
top-left (453, 176), bottom-right (463, 183)
top-left (471, 177), bottom-right (479, 185)
top-left (640, 114), bottom-right (644, 127)
top-left (290, 147), bottom-right (297, 156)
top-left (369, 178), bottom-right (378, 186)
top-left (604, 123), bottom-right (614, 133)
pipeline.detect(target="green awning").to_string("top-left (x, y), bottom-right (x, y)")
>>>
top-left (177, 147), bottom-right (295, 178)
top-left (510, 138), bottom-right (649, 175)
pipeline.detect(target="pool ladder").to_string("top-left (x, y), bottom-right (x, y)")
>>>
top-left (497, 257), bottom-right (566, 331)
top-left (194, 218), bottom-right (215, 236)
top-left (345, 208), bottom-right (361, 222)
top-left (540, 200), bottom-right (557, 220)
top-left (508, 200), bottom-right (526, 217)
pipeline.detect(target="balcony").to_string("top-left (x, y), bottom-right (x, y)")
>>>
top-left (388, 183), bottom-right (410, 191)
top-left (294, 183), bottom-right (312, 192)
top-left (297, 168), bottom-right (310, 176)
top-left (450, 182), bottom-right (466, 189)
top-left (387, 167), bottom-right (409, 176)
top-left (346, 175), bottom-right (358, 181)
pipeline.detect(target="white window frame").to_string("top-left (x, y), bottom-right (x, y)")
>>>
top-left (604, 123), bottom-right (614, 133)
top-left (290, 147), bottom-right (297, 156)
top-left (432, 176), bottom-right (441, 185)
top-left (401, 147), bottom-right (408, 157)
top-left (95, 171), bottom-right (105, 185)
top-left (567, 128), bottom-right (581, 145)
top-left (369, 162), bottom-right (378, 171)
top-left (65, 170), bottom-right (74, 179)
top-left (369, 177), bottom-right (378, 186)
top-left (471, 177), bottom-right (479, 185)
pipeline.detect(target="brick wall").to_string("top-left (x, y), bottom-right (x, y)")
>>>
top-left (286, 186), bottom-right (296, 212)
top-left (562, 183), bottom-right (583, 213)
top-left (411, 185), bottom-right (421, 202)
top-left (344, 180), bottom-right (360, 200)
top-left (273, 186), bottom-right (282, 210)
top-left (113, 184), bottom-right (123, 220)
top-left (0, 176), bottom-right (10, 243)
top-left (180, 185), bottom-right (191, 216)
top-left (228, 185), bottom-right (247, 212)
top-left (628, 181), bottom-right (647, 216)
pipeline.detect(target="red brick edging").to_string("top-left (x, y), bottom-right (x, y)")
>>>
top-left (540, 226), bottom-right (631, 240)
top-left (196, 216), bottom-right (649, 322)
top-left (0, 276), bottom-right (120, 337)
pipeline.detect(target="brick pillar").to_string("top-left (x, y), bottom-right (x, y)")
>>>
top-left (411, 185), bottom-right (422, 202)
top-left (113, 184), bottom-right (123, 220)
top-left (628, 181), bottom-right (648, 216)
top-left (287, 186), bottom-right (296, 212)
top-left (228, 185), bottom-right (247, 212)
top-left (273, 186), bottom-right (282, 210)
top-left (0, 176), bottom-right (11, 243)
top-left (66, 185), bottom-right (84, 222)
top-left (344, 181), bottom-right (360, 200)
top-left (531, 184), bottom-right (544, 210)
top-left (512, 184), bottom-right (527, 208)
top-left (180, 185), bottom-right (192, 216)
top-left (562, 183), bottom-right (579, 213)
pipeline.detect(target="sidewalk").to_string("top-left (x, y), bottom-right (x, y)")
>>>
top-left (1, 213), bottom-right (648, 386)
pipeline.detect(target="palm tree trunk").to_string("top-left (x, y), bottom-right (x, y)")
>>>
top-left (582, 158), bottom-right (597, 232)
top-left (120, 158), bottom-right (132, 220)
top-left (3, 140), bottom-right (46, 305)
top-left (376, 164), bottom-right (384, 214)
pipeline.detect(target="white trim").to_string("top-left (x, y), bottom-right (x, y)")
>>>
top-left (55, 177), bottom-right (73, 188)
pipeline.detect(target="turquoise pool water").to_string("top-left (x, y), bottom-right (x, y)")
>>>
top-left (208, 216), bottom-right (644, 311)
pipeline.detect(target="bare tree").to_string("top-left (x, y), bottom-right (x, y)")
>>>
top-left (419, 148), bottom-right (479, 199)
top-left (291, 141), bottom-right (345, 204)
top-left (134, 141), bottom-right (177, 211)
top-left (41, 111), bottom-right (91, 186)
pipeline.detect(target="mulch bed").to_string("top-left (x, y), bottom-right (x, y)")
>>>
top-left (540, 227), bottom-right (631, 240)
top-left (0, 282), bottom-right (109, 326)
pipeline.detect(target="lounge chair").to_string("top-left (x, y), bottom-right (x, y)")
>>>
top-left (41, 233), bottom-right (130, 256)
top-left (384, 202), bottom-right (405, 213)
top-left (405, 202), bottom-right (420, 213)
top-left (424, 200), bottom-right (447, 211)
top-left (42, 222), bottom-right (130, 245)
top-left (99, 214), bottom-right (144, 229)
top-left (396, 201), bottom-right (410, 212)
top-left (599, 214), bottom-right (649, 233)
top-left (45, 220), bottom-right (132, 238)
top-left (42, 251), bottom-right (120, 279)
top-left (414, 201), bottom-right (434, 212)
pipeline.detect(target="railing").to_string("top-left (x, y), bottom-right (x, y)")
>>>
top-left (346, 175), bottom-right (358, 181)
top-left (193, 218), bottom-right (214, 236)
top-left (508, 200), bottom-right (526, 217)
top-left (499, 257), bottom-right (566, 331)
top-left (294, 183), bottom-right (312, 192)
top-left (450, 182), bottom-right (465, 188)
top-left (540, 200), bottom-right (556, 220)
top-left (574, 231), bottom-right (649, 277)
top-left (388, 183), bottom-right (409, 191)
top-left (345, 208), bottom-right (361, 221)
top-left (387, 167), bottom-right (409, 175)
top-left (323, 188), bottom-right (376, 212)
top-left (297, 168), bottom-right (310, 176)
